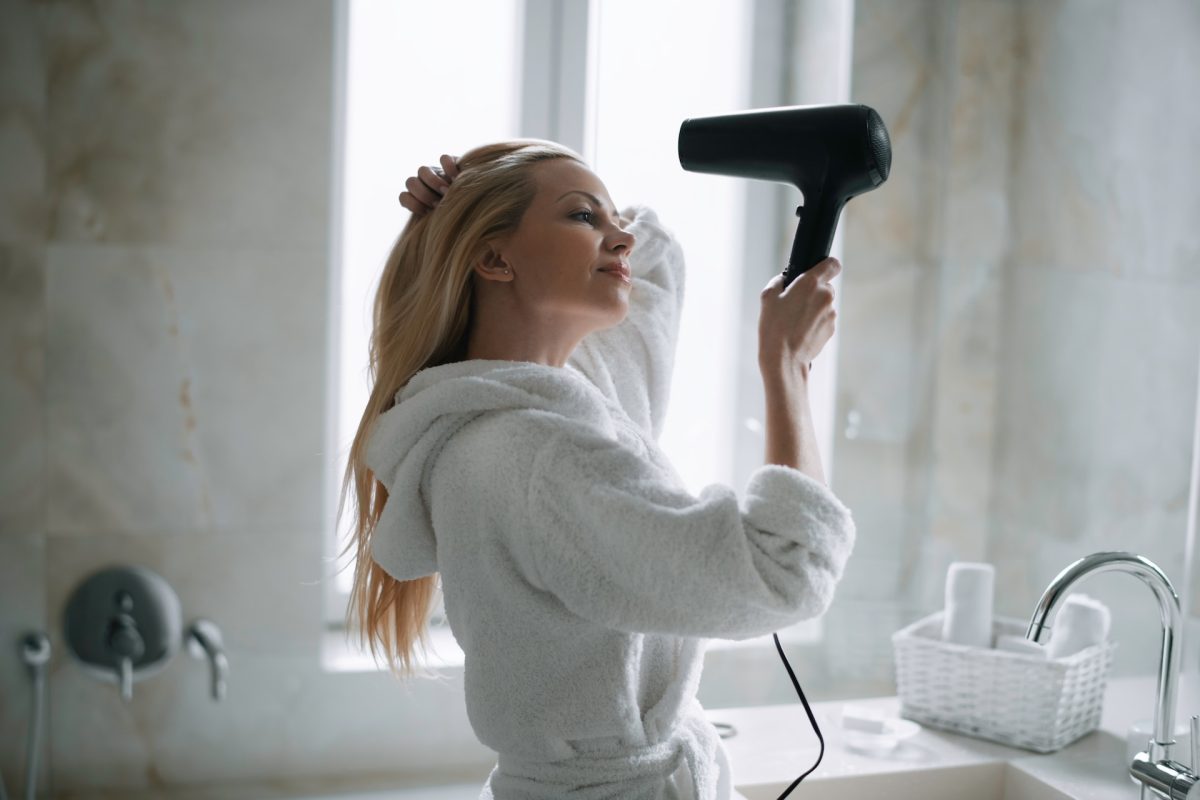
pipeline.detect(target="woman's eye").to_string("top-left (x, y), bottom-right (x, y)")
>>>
top-left (571, 210), bottom-right (595, 224)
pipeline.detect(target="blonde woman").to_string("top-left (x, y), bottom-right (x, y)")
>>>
top-left (339, 140), bottom-right (855, 800)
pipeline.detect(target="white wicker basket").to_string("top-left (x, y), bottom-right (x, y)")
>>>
top-left (892, 611), bottom-right (1116, 753)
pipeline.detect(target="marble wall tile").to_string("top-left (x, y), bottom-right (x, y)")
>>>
top-left (700, 641), bottom-right (833, 709)
top-left (46, 527), bottom-right (325, 663)
top-left (836, 263), bottom-right (926, 446)
top-left (4, 0), bottom-right (1198, 793)
top-left (46, 244), bottom-right (327, 536)
top-left (840, 0), bottom-right (1200, 686)
top-left (38, 0), bottom-right (334, 250)
top-left (1010, 0), bottom-right (1200, 281)
top-left (0, 245), bottom-right (45, 536)
top-left (44, 531), bottom-right (328, 789)
top-left (922, 0), bottom-right (1016, 574)
top-left (989, 266), bottom-right (1200, 673)
top-left (0, 0), bottom-right (49, 244)
top-left (46, 243), bottom-right (216, 535)
top-left (48, 645), bottom-right (492, 791)
top-left (845, 0), bottom-right (959, 271)
top-left (991, 268), bottom-right (1199, 561)
top-left (824, 598), bottom-right (915, 689)
top-left (163, 247), bottom-right (328, 534)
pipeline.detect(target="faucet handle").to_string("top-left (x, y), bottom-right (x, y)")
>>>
top-left (186, 619), bottom-right (228, 702)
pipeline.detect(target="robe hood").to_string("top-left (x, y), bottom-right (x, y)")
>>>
top-left (362, 359), bottom-right (614, 581)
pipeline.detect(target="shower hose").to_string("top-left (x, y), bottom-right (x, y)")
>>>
top-left (0, 632), bottom-right (50, 800)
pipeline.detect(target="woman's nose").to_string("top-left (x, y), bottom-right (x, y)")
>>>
top-left (610, 226), bottom-right (635, 255)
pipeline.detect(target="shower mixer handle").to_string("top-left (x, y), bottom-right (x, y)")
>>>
top-left (105, 610), bottom-right (145, 701)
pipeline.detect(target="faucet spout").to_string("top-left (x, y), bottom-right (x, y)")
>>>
top-left (186, 619), bottom-right (228, 702)
top-left (1026, 551), bottom-right (1181, 764)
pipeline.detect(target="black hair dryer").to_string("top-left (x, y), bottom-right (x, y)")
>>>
top-left (678, 103), bottom-right (892, 289)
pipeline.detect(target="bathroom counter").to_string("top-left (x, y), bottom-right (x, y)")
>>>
top-left (716, 673), bottom-right (1200, 799)
top-left (70, 674), bottom-right (1200, 799)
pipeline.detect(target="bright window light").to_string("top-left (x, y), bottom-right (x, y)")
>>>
top-left (589, 0), bottom-right (754, 496)
top-left (333, 0), bottom-right (521, 592)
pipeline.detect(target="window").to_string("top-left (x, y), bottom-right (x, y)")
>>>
top-left (326, 0), bottom-right (844, 653)
top-left (325, 0), bottom-right (523, 619)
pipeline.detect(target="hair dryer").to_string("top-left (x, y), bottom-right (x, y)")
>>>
top-left (678, 103), bottom-right (892, 288)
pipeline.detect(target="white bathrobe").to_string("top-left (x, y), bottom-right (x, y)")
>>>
top-left (364, 205), bottom-right (856, 800)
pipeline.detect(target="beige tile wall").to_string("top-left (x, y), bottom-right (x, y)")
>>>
top-left (1, 0), bottom-right (1198, 794)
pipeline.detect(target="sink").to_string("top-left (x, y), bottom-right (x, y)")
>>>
top-left (736, 762), bottom-right (1074, 800)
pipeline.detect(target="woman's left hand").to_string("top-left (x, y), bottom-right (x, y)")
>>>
top-left (399, 154), bottom-right (460, 218)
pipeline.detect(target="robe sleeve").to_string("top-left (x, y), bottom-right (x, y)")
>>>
top-left (520, 421), bottom-right (856, 640)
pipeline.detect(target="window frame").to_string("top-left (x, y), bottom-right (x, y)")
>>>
top-left (323, 0), bottom-right (841, 650)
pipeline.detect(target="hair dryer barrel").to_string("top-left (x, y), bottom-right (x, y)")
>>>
top-left (678, 103), bottom-right (892, 286)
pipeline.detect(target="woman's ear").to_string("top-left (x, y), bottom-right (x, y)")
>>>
top-left (474, 245), bottom-right (513, 282)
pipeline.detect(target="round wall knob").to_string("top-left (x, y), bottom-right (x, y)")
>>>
top-left (64, 565), bottom-right (182, 700)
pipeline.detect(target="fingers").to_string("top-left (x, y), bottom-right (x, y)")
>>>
top-left (398, 191), bottom-right (422, 216)
top-left (761, 257), bottom-right (841, 296)
top-left (808, 256), bottom-right (841, 284)
top-left (399, 168), bottom-right (445, 217)
top-left (398, 155), bottom-right (462, 217)
top-left (417, 166), bottom-right (450, 200)
top-left (790, 258), bottom-right (841, 285)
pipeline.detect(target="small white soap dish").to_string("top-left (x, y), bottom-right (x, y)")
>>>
top-left (841, 704), bottom-right (921, 754)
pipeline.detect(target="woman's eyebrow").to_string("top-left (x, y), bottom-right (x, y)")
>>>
top-left (557, 190), bottom-right (620, 220)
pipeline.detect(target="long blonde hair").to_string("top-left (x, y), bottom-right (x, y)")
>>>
top-left (337, 139), bottom-right (586, 678)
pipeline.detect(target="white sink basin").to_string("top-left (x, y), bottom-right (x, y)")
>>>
top-left (737, 762), bottom-right (1074, 800)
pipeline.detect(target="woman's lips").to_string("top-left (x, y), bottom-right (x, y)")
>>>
top-left (599, 263), bottom-right (632, 283)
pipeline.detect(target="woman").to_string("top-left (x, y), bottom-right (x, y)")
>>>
top-left (339, 139), bottom-right (855, 800)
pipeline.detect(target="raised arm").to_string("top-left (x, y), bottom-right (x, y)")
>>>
top-left (515, 417), bottom-right (856, 639)
top-left (567, 204), bottom-right (685, 442)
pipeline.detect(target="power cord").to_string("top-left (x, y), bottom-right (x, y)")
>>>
top-left (772, 631), bottom-right (824, 799)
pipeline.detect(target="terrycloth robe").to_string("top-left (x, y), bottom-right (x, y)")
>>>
top-left (364, 205), bottom-right (857, 799)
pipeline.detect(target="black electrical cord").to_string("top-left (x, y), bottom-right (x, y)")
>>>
top-left (772, 632), bottom-right (824, 799)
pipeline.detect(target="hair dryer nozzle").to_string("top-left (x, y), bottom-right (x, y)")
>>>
top-left (865, 107), bottom-right (892, 183)
top-left (678, 103), bottom-right (893, 286)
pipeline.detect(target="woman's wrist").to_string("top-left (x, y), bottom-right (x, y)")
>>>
top-left (759, 352), bottom-right (810, 387)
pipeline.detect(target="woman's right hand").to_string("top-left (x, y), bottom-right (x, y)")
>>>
top-left (398, 154), bottom-right (460, 218)
top-left (757, 257), bottom-right (842, 377)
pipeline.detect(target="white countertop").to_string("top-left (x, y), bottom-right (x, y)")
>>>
top-left (712, 673), bottom-right (1200, 799)
top-left (91, 673), bottom-right (1200, 799)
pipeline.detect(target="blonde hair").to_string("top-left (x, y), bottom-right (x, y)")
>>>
top-left (336, 139), bottom-right (586, 678)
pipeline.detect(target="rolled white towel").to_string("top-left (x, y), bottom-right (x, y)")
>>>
top-left (995, 634), bottom-right (1049, 659)
top-left (1046, 593), bottom-right (1111, 659)
top-left (942, 562), bottom-right (995, 648)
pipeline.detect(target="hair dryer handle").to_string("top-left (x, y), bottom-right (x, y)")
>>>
top-left (783, 193), bottom-right (848, 289)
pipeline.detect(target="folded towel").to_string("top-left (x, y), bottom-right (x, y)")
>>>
top-left (1046, 593), bottom-right (1110, 659)
top-left (942, 562), bottom-right (994, 648)
top-left (995, 634), bottom-right (1049, 658)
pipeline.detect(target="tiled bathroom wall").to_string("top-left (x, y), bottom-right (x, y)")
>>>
top-left (0, 0), bottom-right (493, 795)
top-left (830, 0), bottom-right (1200, 693)
top-left (1, 0), bottom-right (1198, 796)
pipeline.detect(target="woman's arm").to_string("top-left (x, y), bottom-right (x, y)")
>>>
top-left (515, 416), bottom-right (856, 640)
top-left (567, 205), bottom-right (686, 442)
top-left (399, 157), bottom-right (685, 441)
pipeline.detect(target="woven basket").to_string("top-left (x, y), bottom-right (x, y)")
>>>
top-left (892, 611), bottom-right (1116, 753)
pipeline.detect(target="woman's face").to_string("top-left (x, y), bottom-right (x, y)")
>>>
top-left (488, 159), bottom-right (637, 328)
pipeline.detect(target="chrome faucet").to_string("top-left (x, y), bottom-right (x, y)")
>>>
top-left (1026, 551), bottom-right (1196, 799)
top-left (186, 619), bottom-right (228, 701)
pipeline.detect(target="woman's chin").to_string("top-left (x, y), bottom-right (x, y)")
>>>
top-left (595, 296), bottom-right (630, 329)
